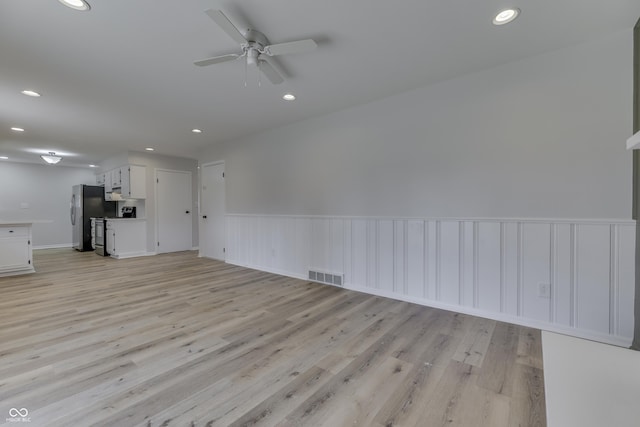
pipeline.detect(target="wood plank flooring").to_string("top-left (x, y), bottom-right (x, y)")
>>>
top-left (0, 249), bottom-right (546, 426)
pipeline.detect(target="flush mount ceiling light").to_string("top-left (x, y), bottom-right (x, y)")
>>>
top-left (21, 90), bottom-right (41, 97)
top-left (11, 127), bottom-right (25, 132)
top-left (58, 0), bottom-right (91, 11)
top-left (145, 147), bottom-right (155, 151)
top-left (41, 152), bottom-right (63, 165)
top-left (493, 8), bottom-right (520, 25)
top-left (192, 129), bottom-right (202, 134)
top-left (0, 156), bottom-right (8, 160)
top-left (282, 93), bottom-right (296, 101)
top-left (89, 164), bottom-right (97, 168)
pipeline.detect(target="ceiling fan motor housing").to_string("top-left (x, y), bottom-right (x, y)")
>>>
top-left (242, 30), bottom-right (269, 66)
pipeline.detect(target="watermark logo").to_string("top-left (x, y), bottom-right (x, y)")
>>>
top-left (6, 408), bottom-right (31, 423)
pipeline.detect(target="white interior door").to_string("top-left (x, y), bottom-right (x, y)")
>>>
top-left (156, 169), bottom-right (193, 253)
top-left (200, 162), bottom-right (225, 260)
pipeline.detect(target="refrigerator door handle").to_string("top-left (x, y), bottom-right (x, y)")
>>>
top-left (70, 194), bottom-right (76, 225)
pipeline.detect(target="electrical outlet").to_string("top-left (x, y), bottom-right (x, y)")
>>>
top-left (538, 283), bottom-right (551, 298)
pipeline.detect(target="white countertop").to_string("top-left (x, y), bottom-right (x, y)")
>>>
top-left (0, 220), bottom-right (52, 225)
top-left (104, 217), bottom-right (146, 221)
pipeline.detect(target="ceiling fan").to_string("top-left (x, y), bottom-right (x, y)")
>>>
top-left (194, 9), bottom-right (317, 85)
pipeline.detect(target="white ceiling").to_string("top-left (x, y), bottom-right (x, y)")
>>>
top-left (1, 0), bottom-right (639, 167)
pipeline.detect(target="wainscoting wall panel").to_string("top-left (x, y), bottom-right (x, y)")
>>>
top-left (225, 214), bottom-right (635, 346)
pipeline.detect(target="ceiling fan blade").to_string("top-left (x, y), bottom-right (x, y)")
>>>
top-left (258, 60), bottom-right (284, 85)
top-left (194, 54), bottom-right (240, 67)
top-left (264, 39), bottom-right (317, 56)
top-left (205, 9), bottom-right (247, 45)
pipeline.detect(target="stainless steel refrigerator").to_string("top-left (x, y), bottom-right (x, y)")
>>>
top-left (71, 185), bottom-right (117, 251)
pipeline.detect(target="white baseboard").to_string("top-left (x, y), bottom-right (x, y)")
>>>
top-left (33, 243), bottom-right (73, 250)
top-left (0, 267), bottom-right (35, 277)
top-left (110, 251), bottom-right (154, 259)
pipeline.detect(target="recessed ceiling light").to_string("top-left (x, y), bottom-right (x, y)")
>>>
top-left (21, 90), bottom-right (41, 97)
top-left (89, 164), bottom-right (97, 168)
top-left (493, 8), bottom-right (520, 25)
top-left (58, 0), bottom-right (91, 11)
top-left (11, 127), bottom-right (25, 132)
top-left (282, 93), bottom-right (296, 101)
top-left (145, 147), bottom-right (155, 151)
top-left (192, 129), bottom-right (202, 134)
top-left (0, 156), bottom-right (8, 160)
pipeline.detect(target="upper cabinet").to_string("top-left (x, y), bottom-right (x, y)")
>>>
top-left (119, 165), bottom-right (146, 199)
top-left (104, 165), bottom-right (147, 200)
top-left (111, 168), bottom-right (123, 189)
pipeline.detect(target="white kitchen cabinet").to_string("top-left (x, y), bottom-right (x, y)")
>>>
top-left (104, 170), bottom-right (114, 200)
top-left (104, 164), bottom-right (146, 200)
top-left (111, 168), bottom-right (122, 189)
top-left (105, 219), bottom-right (147, 259)
top-left (96, 173), bottom-right (105, 186)
top-left (119, 165), bottom-right (146, 199)
top-left (0, 223), bottom-right (34, 277)
top-left (104, 169), bottom-right (121, 191)
top-left (104, 172), bottom-right (112, 192)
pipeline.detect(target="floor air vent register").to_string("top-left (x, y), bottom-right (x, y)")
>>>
top-left (308, 270), bottom-right (344, 286)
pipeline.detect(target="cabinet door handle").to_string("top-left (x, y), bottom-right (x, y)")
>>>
top-left (202, 215), bottom-right (207, 219)
top-left (9, 230), bottom-right (14, 233)
top-left (186, 210), bottom-right (190, 214)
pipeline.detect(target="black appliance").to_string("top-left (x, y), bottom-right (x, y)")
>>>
top-left (121, 206), bottom-right (136, 218)
top-left (71, 185), bottom-right (117, 251)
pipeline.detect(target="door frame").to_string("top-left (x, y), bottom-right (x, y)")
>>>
top-left (154, 168), bottom-right (194, 254)
top-left (199, 160), bottom-right (226, 260)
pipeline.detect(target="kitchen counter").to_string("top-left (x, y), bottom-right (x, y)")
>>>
top-left (0, 222), bottom-right (35, 276)
top-left (105, 218), bottom-right (147, 259)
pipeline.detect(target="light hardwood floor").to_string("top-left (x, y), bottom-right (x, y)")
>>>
top-left (0, 249), bottom-right (546, 427)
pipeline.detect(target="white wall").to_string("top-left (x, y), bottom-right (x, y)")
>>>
top-left (0, 162), bottom-right (96, 247)
top-left (203, 29), bottom-right (632, 219)
top-left (96, 152), bottom-right (129, 173)
top-left (200, 30), bottom-right (636, 344)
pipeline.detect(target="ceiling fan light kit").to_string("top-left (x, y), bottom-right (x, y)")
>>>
top-left (194, 9), bottom-right (317, 86)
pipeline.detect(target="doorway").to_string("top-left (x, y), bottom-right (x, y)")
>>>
top-left (200, 161), bottom-right (226, 260)
top-left (156, 169), bottom-right (193, 253)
